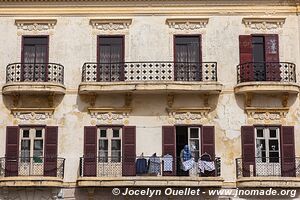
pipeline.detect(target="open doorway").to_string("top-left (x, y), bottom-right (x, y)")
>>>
top-left (175, 126), bottom-right (201, 176)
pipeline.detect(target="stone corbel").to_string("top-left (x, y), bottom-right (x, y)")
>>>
top-left (167, 94), bottom-right (175, 108)
top-left (48, 93), bottom-right (55, 107)
top-left (244, 93), bottom-right (253, 107)
top-left (89, 93), bottom-right (97, 107)
top-left (124, 93), bottom-right (132, 107)
top-left (203, 93), bottom-right (209, 107)
top-left (12, 93), bottom-right (20, 107)
top-left (281, 93), bottom-right (289, 107)
top-left (87, 188), bottom-right (94, 200)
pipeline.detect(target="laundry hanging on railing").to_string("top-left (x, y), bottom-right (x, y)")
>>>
top-left (148, 153), bottom-right (161, 175)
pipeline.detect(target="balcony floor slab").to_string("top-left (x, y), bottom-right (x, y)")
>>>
top-left (234, 82), bottom-right (300, 94)
top-left (79, 81), bottom-right (222, 94)
top-left (77, 176), bottom-right (224, 187)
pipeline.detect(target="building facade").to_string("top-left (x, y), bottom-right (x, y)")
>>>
top-left (0, 0), bottom-right (299, 199)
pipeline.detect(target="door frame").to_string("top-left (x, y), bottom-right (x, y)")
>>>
top-left (173, 35), bottom-right (202, 81)
top-left (97, 35), bottom-right (125, 81)
top-left (21, 35), bottom-right (49, 82)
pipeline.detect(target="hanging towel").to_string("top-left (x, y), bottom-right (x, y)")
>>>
top-left (198, 160), bottom-right (215, 173)
top-left (136, 158), bottom-right (148, 174)
top-left (163, 154), bottom-right (173, 172)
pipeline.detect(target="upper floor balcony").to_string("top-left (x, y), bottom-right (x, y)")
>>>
top-left (77, 156), bottom-right (223, 187)
top-left (234, 62), bottom-right (300, 95)
top-left (2, 63), bottom-right (66, 96)
top-left (0, 157), bottom-right (65, 187)
top-left (78, 62), bottom-right (222, 95)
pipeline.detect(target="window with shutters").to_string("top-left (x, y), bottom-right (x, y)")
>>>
top-left (98, 127), bottom-right (122, 163)
top-left (238, 34), bottom-right (282, 82)
top-left (20, 128), bottom-right (44, 163)
top-left (255, 127), bottom-right (281, 176)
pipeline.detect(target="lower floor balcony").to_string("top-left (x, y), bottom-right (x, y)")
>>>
top-left (236, 157), bottom-right (300, 188)
top-left (0, 157), bottom-right (65, 187)
top-left (77, 156), bottom-right (223, 187)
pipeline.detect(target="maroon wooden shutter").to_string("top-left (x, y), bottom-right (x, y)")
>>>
top-left (264, 34), bottom-right (280, 81)
top-left (239, 35), bottom-right (254, 82)
top-left (122, 126), bottom-right (136, 176)
top-left (162, 126), bottom-right (176, 176)
top-left (5, 126), bottom-right (19, 177)
top-left (83, 126), bottom-right (97, 176)
top-left (281, 126), bottom-right (295, 177)
top-left (201, 126), bottom-right (215, 158)
top-left (44, 126), bottom-right (58, 177)
top-left (241, 126), bottom-right (255, 177)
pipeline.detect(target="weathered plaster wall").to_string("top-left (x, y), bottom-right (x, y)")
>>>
top-left (0, 6), bottom-right (298, 199)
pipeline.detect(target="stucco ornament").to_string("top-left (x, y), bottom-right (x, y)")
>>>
top-left (242, 18), bottom-right (285, 31)
top-left (90, 19), bottom-right (132, 31)
top-left (11, 108), bottom-right (54, 121)
top-left (167, 107), bottom-right (210, 123)
top-left (88, 108), bottom-right (131, 124)
top-left (246, 107), bottom-right (288, 123)
top-left (15, 19), bottom-right (57, 31)
top-left (166, 18), bottom-right (209, 30)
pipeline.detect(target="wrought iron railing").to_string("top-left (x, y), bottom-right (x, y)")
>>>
top-left (236, 157), bottom-right (300, 178)
top-left (237, 62), bottom-right (296, 83)
top-left (79, 156), bottom-right (221, 177)
top-left (82, 62), bottom-right (217, 82)
top-left (0, 157), bottom-right (65, 178)
top-left (6, 63), bottom-right (64, 84)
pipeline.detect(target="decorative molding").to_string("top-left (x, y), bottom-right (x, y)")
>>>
top-left (167, 107), bottom-right (210, 121)
top-left (166, 18), bottom-right (209, 30)
top-left (90, 19), bottom-right (132, 31)
top-left (88, 107), bottom-right (132, 121)
top-left (242, 18), bottom-right (285, 31)
top-left (246, 107), bottom-right (288, 121)
top-left (11, 108), bottom-right (54, 120)
top-left (15, 19), bottom-right (57, 31)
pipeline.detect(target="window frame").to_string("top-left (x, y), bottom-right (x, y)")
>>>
top-left (97, 126), bottom-right (122, 163)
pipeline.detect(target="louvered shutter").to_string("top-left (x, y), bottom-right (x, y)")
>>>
top-left (162, 126), bottom-right (176, 176)
top-left (239, 35), bottom-right (254, 82)
top-left (264, 34), bottom-right (280, 81)
top-left (44, 126), bottom-right (58, 176)
top-left (5, 126), bottom-right (19, 177)
top-left (83, 126), bottom-right (97, 176)
top-left (281, 126), bottom-right (295, 177)
top-left (241, 126), bottom-right (255, 177)
top-left (122, 126), bottom-right (136, 176)
top-left (202, 126), bottom-right (215, 158)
